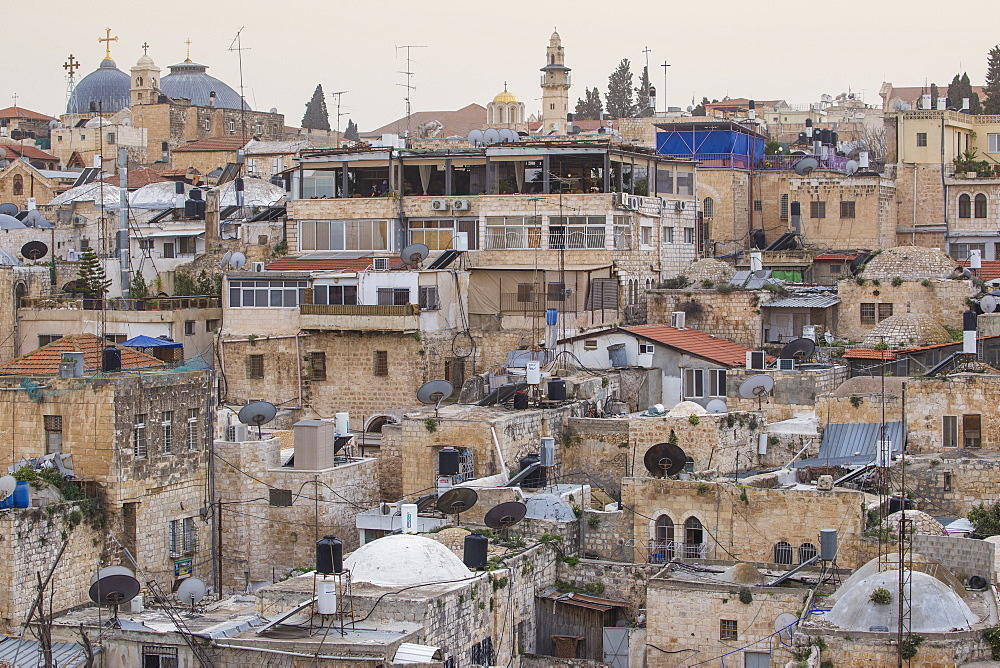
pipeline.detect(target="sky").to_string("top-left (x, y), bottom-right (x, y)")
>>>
top-left (7, 0), bottom-right (1000, 130)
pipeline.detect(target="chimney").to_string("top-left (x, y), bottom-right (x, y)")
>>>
top-left (205, 188), bottom-right (220, 252)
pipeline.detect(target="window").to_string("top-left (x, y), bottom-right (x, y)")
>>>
top-left (664, 227), bottom-right (674, 243)
top-left (684, 517), bottom-right (704, 558)
top-left (779, 194), bottom-right (789, 220)
top-left (975, 194), bottom-right (988, 218)
top-left (299, 220), bottom-right (390, 252)
top-left (516, 282), bottom-right (538, 303)
top-left (943, 415), bottom-right (958, 448)
top-left (810, 201), bottom-right (826, 218)
top-left (309, 352), bottom-right (326, 380)
top-left (916, 132), bottom-right (927, 147)
top-left (878, 303), bottom-right (893, 321)
top-left (312, 284), bottom-right (358, 306)
top-left (774, 541), bottom-right (793, 565)
top-left (377, 287), bottom-right (410, 306)
top-left (484, 216), bottom-right (541, 250)
top-left (950, 243), bottom-right (986, 260)
top-left (229, 279), bottom-right (308, 308)
top-left (989, 134), bottom-right (1000, 153)
top-left (204, 119), bottom-right (211, 131)
top-left (703, 197), bottom-right (715, 218)
top-left (720, 619), bottom-right (738, 641)
top-left (547, 282), bottom-right (566, 302)
top-left (269, 488), bottom-right (293, 507)
top-left (613, 215), bottom-right (632, 249)
top-left (586, 278), bottom-right (618, 311)
top-left (43, 415), bottom-right (63, 455)
top-left (584, 339), bottom-right (598, 350)
top-left (656, 168), bottom-right (674, 194)
top-left (639, 343), bottom-right (655, 355)
top-left (177, 237), bottom-right (197, 255)
top-left (373, 350), bottom-right (388, 376)
top-left (959, 194), bottom-right (972, 218)
top-left (105, 334), bottom-right (127, 344)
top-left (709, 369), bottom-right (726, 397)
top-left (799, 542), bottom-right (818, 563)
top-left (228, 120), bottom-right (236, 132)
top-left (184, 320), bottom-right (196, 336)
top-left (106, 132), bottom-right (115, 145)
top-left (12, 174), bottom-right (23, 195)
top-left (206, 319), bottom-right (219, 333)
top-left (142, 645), bottom-right (178, 668)
top-left (169, 517), bottom-right (196, 555)
top-left (187, 409), bottom-right (198, 450)
top-left (133, 414), bottom-right (147, 458)
top-left (753, 199), bottom-right (762, 212)
top-left (419, 286), bottom-right (440, 310)
top-left (641, 226), bottom-right (653, 246)
top-left (653, 514), bottom-right (675, 562)
top-left (247, 354), bottom-right (264, 379)
top-left (840, 201), bottom-right (856, 218)
top-left (963, 414), bottom-right (982, 448)
top-left (675, 171), bottom-right (694, 196)
top-left (683, 228), bottom-right (694, 244)
top-left (138, 238), bottom-right (154, 250)
top-left (38, 334), bottom-right (62, 347)
top-left (943, 472), bottom-right (953, 491)
top-left (860, 303), bottom-right (879, 326)
top-left (829, 264), bottom-right (841, 274)
top-left (548, 216), bottom-right (607, 249)
top-left (409, 219), bottom-right (454, 250)
top-left (470, 637), bottom-right (495, 666)
top-left (684, 369), bottom-right (705, 398)
top-left (161, 411), bottom-right (173, 454)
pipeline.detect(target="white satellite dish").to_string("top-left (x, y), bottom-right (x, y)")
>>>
top-left (219, 251), bottom-right (233, 269)
top-left (738, 374), bottom-right (774, 399)
top-left (705, 399), bottom-right (728, 413)
top-left (844, 160), bottom-right (859, 176)
top-left (467, 129), bottom-right (485, 146)
top-left (775, 612), bottom-right (798, 643)
top-left (230, 252), bottom-right (247, 270)
top-left (176, 577), bottom-right (207, 607)
top-left (794, 158), bottom-right (819, 176)
top-left (0, 475), bottom-right (15, 500)
top-left (981, 295), bottom-right (998, 314)
top-left (484, 128), bottom-right (501, 145)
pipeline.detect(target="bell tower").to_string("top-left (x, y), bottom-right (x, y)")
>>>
top-left (130, 43), bottom-right (160, 106)
top-left (540, 30), bottom-right (571, 134)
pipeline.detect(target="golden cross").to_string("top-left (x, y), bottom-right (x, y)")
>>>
top-left (63, 54), bottom-right (80, 77)
top-left (99, 27), bottom-right (118, 61)
top-left (141, 42), bottom-right (149, 55)
top-left (184, 38), bottom-right (192, 62)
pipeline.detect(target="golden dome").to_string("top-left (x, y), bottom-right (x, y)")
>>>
top-left (493, 89), bottom-right (519, 104)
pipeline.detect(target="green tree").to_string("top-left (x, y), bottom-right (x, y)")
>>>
top-left (985, 45), bottom-right (1000, 115)
top-left (951, 72), bottom-right (984, 114)
top-left (344, 119), bottom-right (360, 142)
top-left (574, 87), bottom-right (604, 120)
top-left (130, 271), bottom-right (149, 299)
top-left (930, 83), bottom-right (939, 107)
top-left (76, 248), bottom-right (111, 299)
top-left (634, 65), bottom-right (652, 116)
top-left (301, 84), bottom-right (331, 131)
top-left (692, 96), bottom-right (711, 116)
top-left (605, 59), bottom-right (635, 119)
top-left (173, 270), bottom-right (196, 296)
top-left (969, 501), bottom-right (1000, 537)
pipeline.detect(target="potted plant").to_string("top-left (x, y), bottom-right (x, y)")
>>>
top-left (954, 149), bottom-right (980, 178)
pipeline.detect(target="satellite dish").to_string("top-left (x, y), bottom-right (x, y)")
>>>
top-left (484, 501), bottom-right (527, 529)
top-left (417, 379), bottom-right (454, 404)
top-left (238, 401), bottom-right (277, 437)
top-left (89, 566), bottom-right (141, 607)
top-left (467, 129), bottom-right (485, 146)
top-left (844, 160), bottom-right (859, 176)
top-left (21, 241), bottom-right (48, 260)
top-left (400, 243), bottom-right (429, 268)
top-left (436, 487), bottom-right (479, 515)
top-left (484, 128), bottom-right (501, 145)
top-left (705, 399), bottom-right (727, 414)
top-left (849, 253), bottom-right (871, 276)
top-left (981, 295), bottom-right (998, 314)
top-left (643, 442), bottom-right (687, 477)
top-left (0, 475), bottom-right (15, 500)
top-left (0, 203), bottom-right (17, 216)
top-left (219, 250), bottom-right (233, 269)
top-left (738, 375), bottom-right (774, 408)
top-left (793, 157), bottom-right (819, 176)
top-left (955, 266), bottom-right (973, 279)
top-left (775, 612), bottom-right (798, 643)
top-left (230, 252), bottom-right (247, 270)
top-left (779, 338), bottom-right (816, 361)
top-left (176, 577), bottom-right (207, 607)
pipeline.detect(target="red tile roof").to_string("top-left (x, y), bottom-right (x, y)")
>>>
top-left (264, 256), bottom-right (406, 272)
top-left (622, 325), bottom-right (759, 367)
top-left (896, 335), bottom-right (1000, 354)
top-left (957, 259), bottom-right (1000, 280)
top-left (0, 106), bottom-right (57, 121)
top-left (0, 143), bottom-right (60, 162)
top-left (102, 167), bottom-right (167, 187)
top-left (0, 334), bottom-right (165, 376)
top-left (172, 136), bottom-right (249, 153)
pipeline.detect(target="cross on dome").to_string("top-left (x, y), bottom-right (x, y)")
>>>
top-left (63, 54), bottom-right (80, 77)
top-left (99, 27), bottom-right (118, 61)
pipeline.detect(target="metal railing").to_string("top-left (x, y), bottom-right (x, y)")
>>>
top-left (648, 540), bottom-right (707, 563)
top-left (666, 153), bottom-right (855, 173)
top-left (484, 227), bottom-right (542, 251)
top-left (20, 296), bottom-right (221, 311)
top-left (547, 229), bottom-right (607, 250)
top-left (300, 303), bottom-right (419, 316)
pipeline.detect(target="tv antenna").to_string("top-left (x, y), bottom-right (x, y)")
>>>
top-left (228, 27), bottom-right (251, 147)
top-left (738, 374), bottom-right (774, 410)
top-left (660, 61), bottom-right (671, 114)
top-left (238, 400), bottom-right (277, 438)
top-left (329, 90), bottom-right (349, 142)
top-left (395, 44), bottom-right (426, 140)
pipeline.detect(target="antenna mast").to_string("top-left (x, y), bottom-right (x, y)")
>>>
top-left (329, 90), bottom-right (349, 143)
top-left (395, 45), bottom-right (426, 143)
top-left (228, 28), bottom-right (251, 149)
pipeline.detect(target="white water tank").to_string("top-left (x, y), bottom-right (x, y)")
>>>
top-left (317, 579), bottom-right (338, 614)
top-left (401, 503), bottom-right (419, 533)
top-left (540, 437), bottom-right (555, 466)
top-left (454, 231), bottom-right (469, 251)
top-left (335, 412), bottom-right (350, 436)
top-left (525, 361), bottom-right (541, 385)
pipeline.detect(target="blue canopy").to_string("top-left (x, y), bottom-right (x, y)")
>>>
top-left (121, 335), bottom-right (182, 349)
top-left (655, 128), bottom-right (764, 166)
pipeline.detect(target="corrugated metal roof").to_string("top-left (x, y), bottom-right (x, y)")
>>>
top-left (0, 637), bottom-right (98, 666)
top-left (393, 643), bottom-right (442, 662)
top-left (763, 294), bottom-right (840, 309)
top-left (843, 349), bottom-right (897, 360)
top-left (539, 590), bottom-right (630, 612)
top-left (794, 421), bottom-right (904, 468)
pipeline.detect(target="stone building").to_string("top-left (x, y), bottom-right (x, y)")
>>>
top-left (540, 31), bottom-right (571, 135)
top-left (0, 262), bottom-right (50, 365)
top-left (486, 86), bottom-right (526, 131)
top-left (0, 105), bottom-right (56, 141)
top-left (50, 108), bottom-right (147, 171)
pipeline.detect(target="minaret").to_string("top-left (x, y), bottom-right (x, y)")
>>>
top-left (130, 43), bottom-right (160, 106)
top-left (540, 30), bottom-right (571, 134)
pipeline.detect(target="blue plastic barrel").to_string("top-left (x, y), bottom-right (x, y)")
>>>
top-left (0, 494), bottom-right (10, 510)
top-left (12, 481), bottom-right (29, 508)
top-left (546, 309), bottom-right (558, 326)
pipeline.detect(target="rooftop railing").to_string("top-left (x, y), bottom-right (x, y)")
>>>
top-left (20, 296), bottom-right (221, 311)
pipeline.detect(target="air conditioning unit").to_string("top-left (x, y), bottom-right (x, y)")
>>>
top-left (452, 199), bottom-right (470, 210)
top-left (639, 343), bottom-right (655, 355)
top-left (746, 351), bottom-right (766, 370)
top-left (628, 196), bottom-right (642, 210)
top-left (777, 358), bottom-right (796, 372)
top-left (670, 311), bottom-right (686, 329)
top-left (431, 199), bottom-right (450, 211)
top-left (226, 424), bottom-right (248, 442)
top-left (66, 249), bottom-right (80, 261)
top-left (372, 257), bottom-right (389, 270)
top-left (73, 216), bottom-right (86, 227)
top-left (251, 262), bottom-right (265, 272)
top-left (613, 192), bottom-right (629, 207)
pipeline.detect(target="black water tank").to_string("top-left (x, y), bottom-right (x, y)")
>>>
top-left (547, 379), bottom-right (567, 401)
top-left (464, 533), bottom-right (489, 569)
top-left (519, 453), bottom-right (546, 488)
top-left (101, 345), bottom-right (121, 372)
top-left (513, 390), bottom-right (529, 410)
top-left (887, 496), bottom-right (913, 515)
top-left (439, 447), bottom-right (460, 476)
top-left (316, 535), bottom-right (343, 574)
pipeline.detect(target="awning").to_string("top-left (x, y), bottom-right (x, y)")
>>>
top-left (121, 335), bottom-right (183, 349)
top-left (0, 638), bottom-right (99, 667)
top-left (793, 421), bottom-right (904, 468)
top-left (140, 230), bottom-right (204, 238)
top-left (471, 264), bottom-right (612, 272)
top-left (539, 589), bottom-right (630, 612)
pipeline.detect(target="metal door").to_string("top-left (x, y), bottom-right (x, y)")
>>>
top-left (602, 627), bottom-right (629, 668)
top-left (744, 650), bottom-right (770, 667)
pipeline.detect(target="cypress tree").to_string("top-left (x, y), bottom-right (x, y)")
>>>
top-left (605, 59), bottom-right (635, 119)
top-left (985, 46), bottom-right (1000, 115)
top-left (301, 84), bottom-right (331, 131)
top-left (344, 119), bottom-right (360, 142)
top-left (77, 248), bottom-right (111, 299)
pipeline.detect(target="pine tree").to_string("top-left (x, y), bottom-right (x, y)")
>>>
top-left (344, 119), bottom-right (360, 142)
top-left (77, 248), bottom-right (111, 299)
top-left (930, 83), bottom-right (940, 108)
top-left (301, 84), bottom-right (331, 131)
top-left (985, 46), bottom-right (1000, 115)
top-left (692, 96), bottom-right (711, 117)
top-left (574, 88), bottom-right (604, 120)
top-left (605, 59), bottom-right (635, 119)
top-left (634, 65), bottom-right (652, 117)
top-left (962, 73), bottom-right (983, 114)
top-left (130, 271), bottom-right (149, 299)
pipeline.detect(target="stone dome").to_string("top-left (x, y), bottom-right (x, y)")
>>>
top-left (160, 61), bottom-right (248, 110)
top-left (685, 258), bottom-right (735, 285)
top-left (135, 54), bottom-right (155, 68)
top-left (881, 509), bottom-right (947, 537)
top-left (666, 401), bottom-right (708, 418)
top-left (827, 553), bottom-right (968, 607)
top-left (826, 570), bottom-right (975, 633)
top-left (84, 116), bottom-right (113, 128)
top-left (861, 313), bottom-right (952, 348)
top-left (344, 534), bottom-right (473, 587)
top-left (861, 246), bottom-right (958, 280)
top-left (720, 563), bottom-right (766, 585)
top-left (67, 59), bottom-right (132, 115)
top-left (49, 182), bottom-right (122, 208)
top-left (493, 89), bottom-right (519, 104)
top-left (214, 177), bottom-right (285, 207)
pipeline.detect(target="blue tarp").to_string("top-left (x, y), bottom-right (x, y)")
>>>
top-left (655, 129), bottom-right (764, 162)
top-left (121, 334), bottom-right (182, 349)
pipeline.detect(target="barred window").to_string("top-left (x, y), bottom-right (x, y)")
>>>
top-left (840, 201), bottom-right (856, 218)
top-left (779, 194), bottom-right (789, 220)
top-left (309, 352), bottom-right (326, 380)
top-left (247, 354), bottom-right (264, 379)
top-left (878, 303), bottom-right (893, 321)
top-left (774, 541), bottom-right (793, 564)
top-left (720, 619), bottom-right (738, 641)
top-left (43, 415), bottom-right (63, 455)
top-left (161, 411), bottom-right (173, 454)
top-left (419, 286), bottom-right (440, 310)
top-left (860, 303), bottom-right (877, 326)
top-left (373, 351), bottom-right (388, 376)
top-left (142, 645), bottom-right (178, 668)
top-left (133, 414), bottom-right (147, 458)
top-left (810, 201), bottom-right (826, 218)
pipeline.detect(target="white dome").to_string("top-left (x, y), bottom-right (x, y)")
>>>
top-left (84, 116), bottom-right (113, 128)
top-left (344, 534), bottom-right (473, 587)
top-left (666, 401), bottom-right (708, 418)
top-left (214, 177), bottom-right (285, 207)
top-left (130, 181), bottom-right (193, 209)
top-left (49, 182), bottom-right (121, 208)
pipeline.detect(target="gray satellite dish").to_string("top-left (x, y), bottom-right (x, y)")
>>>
top-left (738, 374), bottom-right (774, 409)
top-left (0, 203), bottom-right (17, 216)
top-left (219, 251), bottom-right (233, 269)
top-left (400, 243), bottom-right (429, 268)
top-left (467, 129), bottom-right (485, 146)
top-left (89, 566), bottom-right (141, 625)
top-left (238, 401), bottom-right (277, 437)
top-left (484, 128), bottom-right (501, 145)
top-left (230, 252), bottom-right (247, 269)
top-left (417, 379), bottom-right (454, 418)
top-left (775, 612), bottom-right (797, 643)
top-left (176, 577), bottom-right (207, 608)
top-left (982, 295), bottom-right (998, 313)
top-left (844, 160), bottom-right (859, 176)
top-left (0, 214), bottom-right (27, 230)
top-left (793, 158), bottom-right (819, 176)
top-left (705, 399), bottom-right (727, 413)
top-left (0, 475), bottom-right (15, 500)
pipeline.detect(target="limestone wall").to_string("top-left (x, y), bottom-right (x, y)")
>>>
top-left (911, 534), bottom-right (994, 584)
top-left (836, 278), bottom-right (973, 341)
top-left (904, 375), bottom-right (1000, 452)
top-left (801, 627), bottom-right (992, 667)
top-left (898, 456), bottom-right (1000, 517)
top-left (646, 288), bottom-right (762, 347)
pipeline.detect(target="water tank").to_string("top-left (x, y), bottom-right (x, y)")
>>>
top-left (525, 361), bottom-right (541, 385)
top-left (12, 480), bottom-right (30, 508)
top-left (438, 447), bottom-right (460, 476)
top-left (317, 579), bottom-right (338, 614)
top-left (519, 453), bottom-right (545, 488)
top-left (335, 412), bottom-right (350, 436)
top-left (464, 533), bottom-right (489, 569)
top-left (316, 535), bottom-right (344, 574)
top-left (101, 346), bottom-right (121, 372)
top-left (887, 496), bottom-right (913, 514)
top-left (545, 309), bottom-right (558, 326)
top-left (819, 529), bottom-right (838, 561)
top-left (547, 379), bottom-right (567, 401)
top-left (513, 390), bottom-right (529, 410)
top-left (540, 437), bottom-right (555, 467)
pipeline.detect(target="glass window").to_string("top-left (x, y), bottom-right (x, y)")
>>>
top-left (684, 369), bottom-right (705, 398)
top-left (840, 201), bottom-right (856, 218)
top-left (675, 171), bottom-right (694, 196)
top-left (484, 217), bottom-right (541, 250)
top-left (548, 216), bottom-right (606, 249)
top-left (299, 220), bottom-right (388, 251)
top-left (989, 134), bottom-right (1000, 153)
top-left (774, 541), bottom-right (793, 564)
top-left (656, 168), bottom-right (673, 195)
top-left (943, 415), bottom-right (958, 448)
top-left (161, 411), bottom-right (173, 454)
top-left (702, 197), bottom-right (714, 218)
top-left (229, 279), bottom-right (308, 308)
top-left (860, 303), bottom-right (877, 326)
top-left (613, 215), bottom-right (632, 249)
top-left (409, 219), bottom-right (455, 250)
top-left (377, 288), bottom-right (410, 305)
top-left (916, 132), bottom-right (927, 147)
top-left (683, 228), bottom-right (694, 244)
top-left (419, 286), bottom-right (439, 310)
top-left (720, 619), bottom-right (737, 641)
top-left (684, 517), bottom-right (703, 558)
top-left (975, 194), bottom-right (988, 219)
top-left (187, 409), bottom-right (198, 450)
top-left (709, 370), bottom-right (726, 397)
top-left (799, 543), bottom-right (817, 563)
top-left (964, 414), bottom-right (982, 448)
top-left (810, 201), bottom-right (826, 218)
top-left (133, 414), bottom-right (147, 458)
top-left (959, 194), bottom-right (971, 218)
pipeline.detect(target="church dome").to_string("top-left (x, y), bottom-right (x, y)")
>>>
top-left (135, 54), bottom-right (155, 67)
top-left (344, 534), bottom-right (472, 587)
top-left (160, 61), bottom-right (248, 110)
top-left (493, 90), bottom-right (519, 104)
top-left (861, 246), bottom-right (957, 280)
top-left (66, 59), bottom-right (131, 115)
top-left (861, 313), bottom-right (952, 348)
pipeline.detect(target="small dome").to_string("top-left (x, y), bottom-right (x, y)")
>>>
top-left (882, 509), bottom-right (947, 537)
top-left (344, 534), bottom-right (472, 587)
top-left (0, 214), bottom-right (27, 230)
top-left (720, 562), bottom-right (766, 585)
top-left (493, 90), bottom-right (519, 104)
top-left (160, 61), bottom-right (247, 109)
top-left (550, 30), bottom-right (561, 44)
top-left (828, 553), bottom-right (968, 607)
top-left (861, 313), bottom-right (952, 348)
top-left (666, 401), bottom-right (708, 418)
top-left (67, 59), bottom-right (131, 115)
top-left (861, 246), bottom-right (958, 280)
top-left (0, 248), bottom-right (23, 265)
top-left (130, 181), bottom-right (193, 209)
top-left (826, 570), bottom-right (975, 632)
top-left (50, 182), bottom-right (122, 208)
top-left (84, 116), bottom-right (113, 128)
top-left (214, 177), bottom-right (285, 207)
top-left (136, 54), bottom-right (155, 67)
top-left (685, 258), bottom-right (735, 285)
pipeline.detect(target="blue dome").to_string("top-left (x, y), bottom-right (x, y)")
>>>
top-left (160, 61), bottom-right (248, 110)
top-left (67, 59), bottom-right (131, 115)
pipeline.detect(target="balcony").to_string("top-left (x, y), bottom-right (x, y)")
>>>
top-left (299, 303), bottom-right (420, 331)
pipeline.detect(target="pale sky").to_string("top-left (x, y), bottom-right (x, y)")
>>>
top-left (7, 0), bottom-right (999, 130)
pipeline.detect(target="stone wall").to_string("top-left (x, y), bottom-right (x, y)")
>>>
top-left (911, 534), bottom-right (994, 584)
top-left (836, 277), bottom-right (972, 341)
top-left (554, 558), bottom-right (660, 614)
top-left (646, 288), bottom-right (762, 348)
top-left (581, 509), bottom-right (633, 561)
top-left (905, 374), bottom-right (1000, 452)
top-left (0, 264), bottom-right (50, 365)
top-left (900, 456), bottom-right (1000, 518)
top-left (801, 627), bottom-right (992, 667)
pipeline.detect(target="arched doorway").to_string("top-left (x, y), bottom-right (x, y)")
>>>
top-left (652, 514), bottom-right (675, 563)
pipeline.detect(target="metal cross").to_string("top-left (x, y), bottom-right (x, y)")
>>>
top-left (184, 38), bottom-right (192, 61)
top-left (99, 27), bottom-right (118, 60)
top-left (141, 42), bottom-right (149, 55)
top-left (63, 54), bottom-right (80, 76)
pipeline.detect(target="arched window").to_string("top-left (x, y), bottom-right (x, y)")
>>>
top-left (13, 282), bottom-right (26, 309)
top-left (684, 517), bottom-right (704, 558)
top-left (703, 196), bottom-right (715, 218)
top-left (136, 76), bottom-right (143, 86)
top-left (975, 194), bottom-right (988, 219)
top-left (12, 174), bottom-right (22, 196)
top-left (799, 542), bottom-right (818, 563)
top-left (959, 194), bottom-right (971, 218)
top-left (498, 107), bottom-right (504, 124)
top-left (774, 541), bottom-right (793, 565)
top-left (653, 514), bottom-right (675, 562)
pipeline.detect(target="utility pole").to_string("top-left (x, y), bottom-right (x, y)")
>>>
top-left (660, 61), bottom-right (671, 114)
top-left (395, 45), bottom-right (426, 141)
top-left (329, 90), bottom-right (349, 142)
